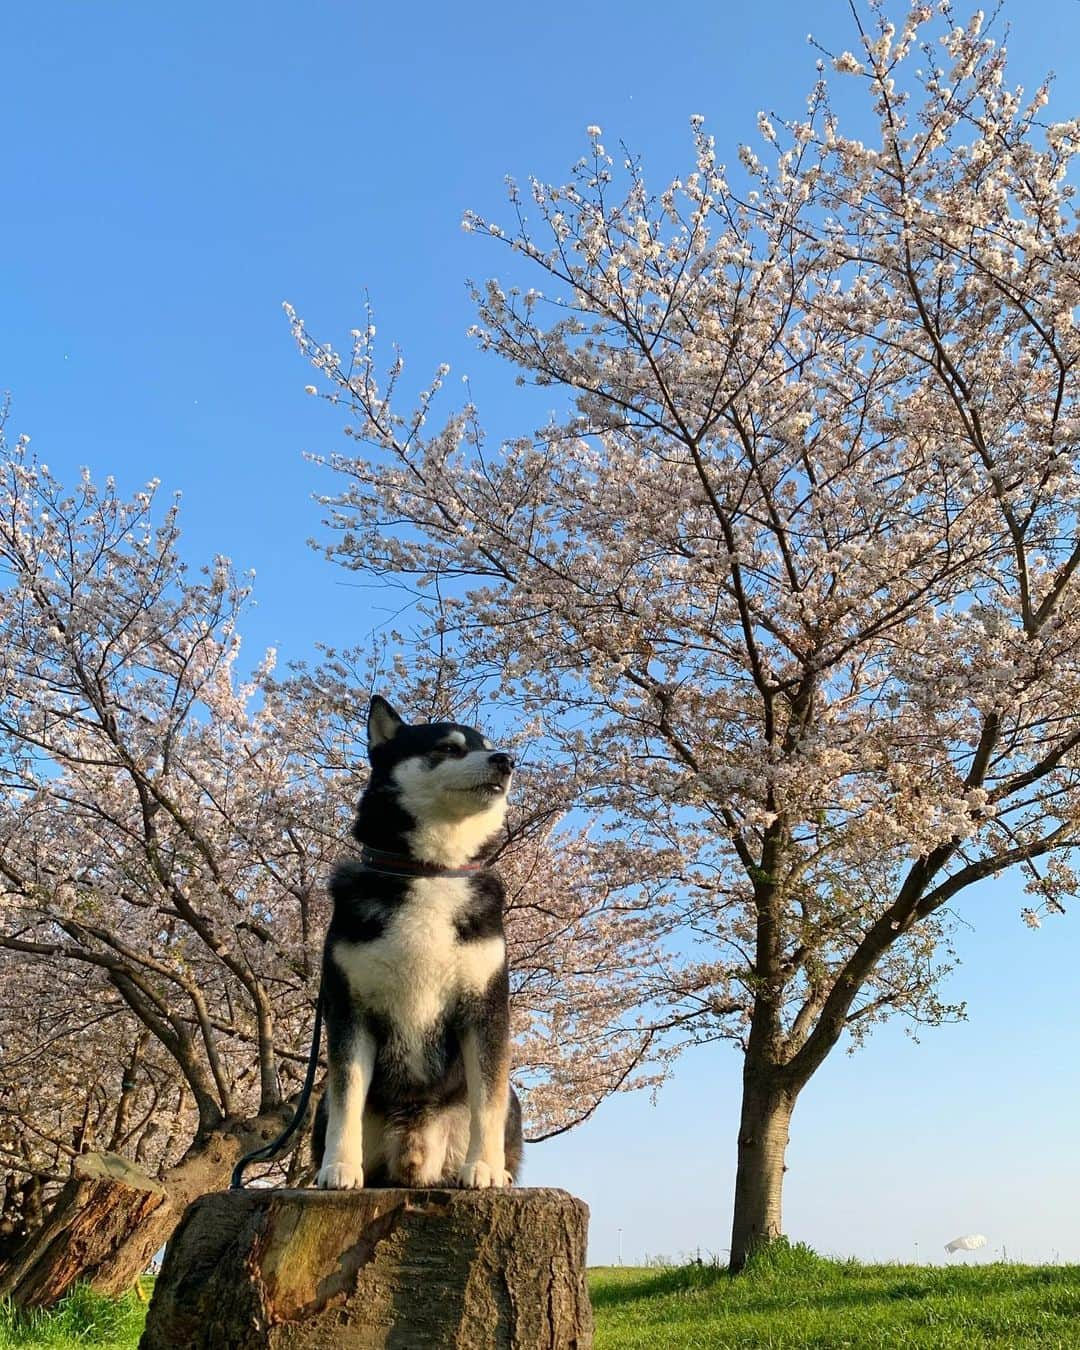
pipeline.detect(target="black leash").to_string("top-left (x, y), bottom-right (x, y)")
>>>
top-left (229, 986), bottom-right (324, 1190)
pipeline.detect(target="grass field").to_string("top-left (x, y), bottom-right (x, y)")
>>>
top-left (2, 1244), bottom-right (1078, 1347)
top-left (0, 1282), bottom-right (149, 1350)
top-left (591, 1243), bottom-right (1080, 1348)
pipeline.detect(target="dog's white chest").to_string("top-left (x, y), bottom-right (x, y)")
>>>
top-left (332, 877), bottom-right (504, 1050)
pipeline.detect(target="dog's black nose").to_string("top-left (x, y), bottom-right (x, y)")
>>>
top-left (489, 752), bottom-right (515, 775)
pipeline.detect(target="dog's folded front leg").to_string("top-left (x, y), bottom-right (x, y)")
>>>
top-left (317, 1027), bottom-right (375, 1190)
top-left (458, 1025), bottom-right (512, 1189)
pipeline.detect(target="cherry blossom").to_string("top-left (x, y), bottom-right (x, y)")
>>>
top-left (292, 1), bottom-right (1080, 1270)
top-left (0, 424), bottom-right (656, 1262)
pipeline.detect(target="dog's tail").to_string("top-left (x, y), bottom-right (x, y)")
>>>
top-left (505, 1086), bottom-right (524, 1182)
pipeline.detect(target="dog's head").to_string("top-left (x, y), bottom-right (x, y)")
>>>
top-left (356, 695), bottom-right (514, 865)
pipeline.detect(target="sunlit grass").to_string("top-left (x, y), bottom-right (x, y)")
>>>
top-left (0, 1281), bottom-right (150, 1349)
top-left (4, 1249), bottom-right (1080, 1347)
top-left (591, 1241), bottom-right (1080, 1348)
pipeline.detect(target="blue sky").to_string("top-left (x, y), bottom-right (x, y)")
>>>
top-left (4, 0), bottom-right (1080, 1265)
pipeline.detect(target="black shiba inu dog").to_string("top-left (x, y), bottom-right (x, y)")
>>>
top-left (312, 695), bottom-right (523, 1189)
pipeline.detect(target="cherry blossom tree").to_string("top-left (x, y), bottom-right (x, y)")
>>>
top-left (292, 0), bottom-right (1080, 1270)
top-left (0, 956), bottom-right (186, 1262)
top-left (0, 434), bottom-right (334, 1293)
top-left (0, 426), bottom-right (658, 1298)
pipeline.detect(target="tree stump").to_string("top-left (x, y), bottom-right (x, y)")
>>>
top-left (140, 1187), bottom-right (593, 1349)
top-left (0, 1152), bottom-right (167, 1307)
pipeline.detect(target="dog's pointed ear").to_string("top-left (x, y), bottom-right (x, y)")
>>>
top-left (367, 695), bottom-right (406, 755)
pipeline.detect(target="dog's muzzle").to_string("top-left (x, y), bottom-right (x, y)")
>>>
top-left (478, 751), bottom-right (514, 795)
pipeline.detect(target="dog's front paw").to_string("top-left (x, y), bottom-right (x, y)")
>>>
top-left (317, 1161), bottom-right (363, 1190)
top-left (458, 1160), bottom-right (510, 1189)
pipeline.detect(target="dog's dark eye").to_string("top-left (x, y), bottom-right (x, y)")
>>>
top-left (433, 742), bottom-right (467, 758)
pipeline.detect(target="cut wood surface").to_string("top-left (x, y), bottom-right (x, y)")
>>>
top-left (141, 1186), bottom-right (593, 1349)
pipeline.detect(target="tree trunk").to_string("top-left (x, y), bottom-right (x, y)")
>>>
top-left (85, 1125), bottom-right (260, 1296)
top-left (142, 1187), bottom-right (593, 1349)
top-left (0, 1153), bottom-right (167, 1307)
top-left (0, 1104), bottom-right (305, 1307)
top-left (0, 1172), bottom-right (45, 1265)
top-left (728, 1073), bottom-right (795, 1274)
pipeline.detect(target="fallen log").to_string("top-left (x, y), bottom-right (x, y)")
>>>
top-left (141, 1186), bottom-right (592, 1349)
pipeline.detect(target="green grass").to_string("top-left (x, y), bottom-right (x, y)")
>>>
top-left (3, 1249), bottom-right (1080, 1347)
top-left (590, 1242), bottom-right (1080, 1348)
top-left (0, 1282), bottom-right (150, 1349)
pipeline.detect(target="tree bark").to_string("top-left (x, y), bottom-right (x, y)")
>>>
top-left (0, 1153), bottom-right (167, 1307)
top-left (142, 1187), bottom-right (593, 1349)
top-left (0, 1172), bottom-right (45, 1264)
top-left (0, 1103), bottom-right (306, 1307)
top-left (728, 1073), bottom-right (795, 1274)
top-left (85, 1125), bottom-right (263, 1297)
